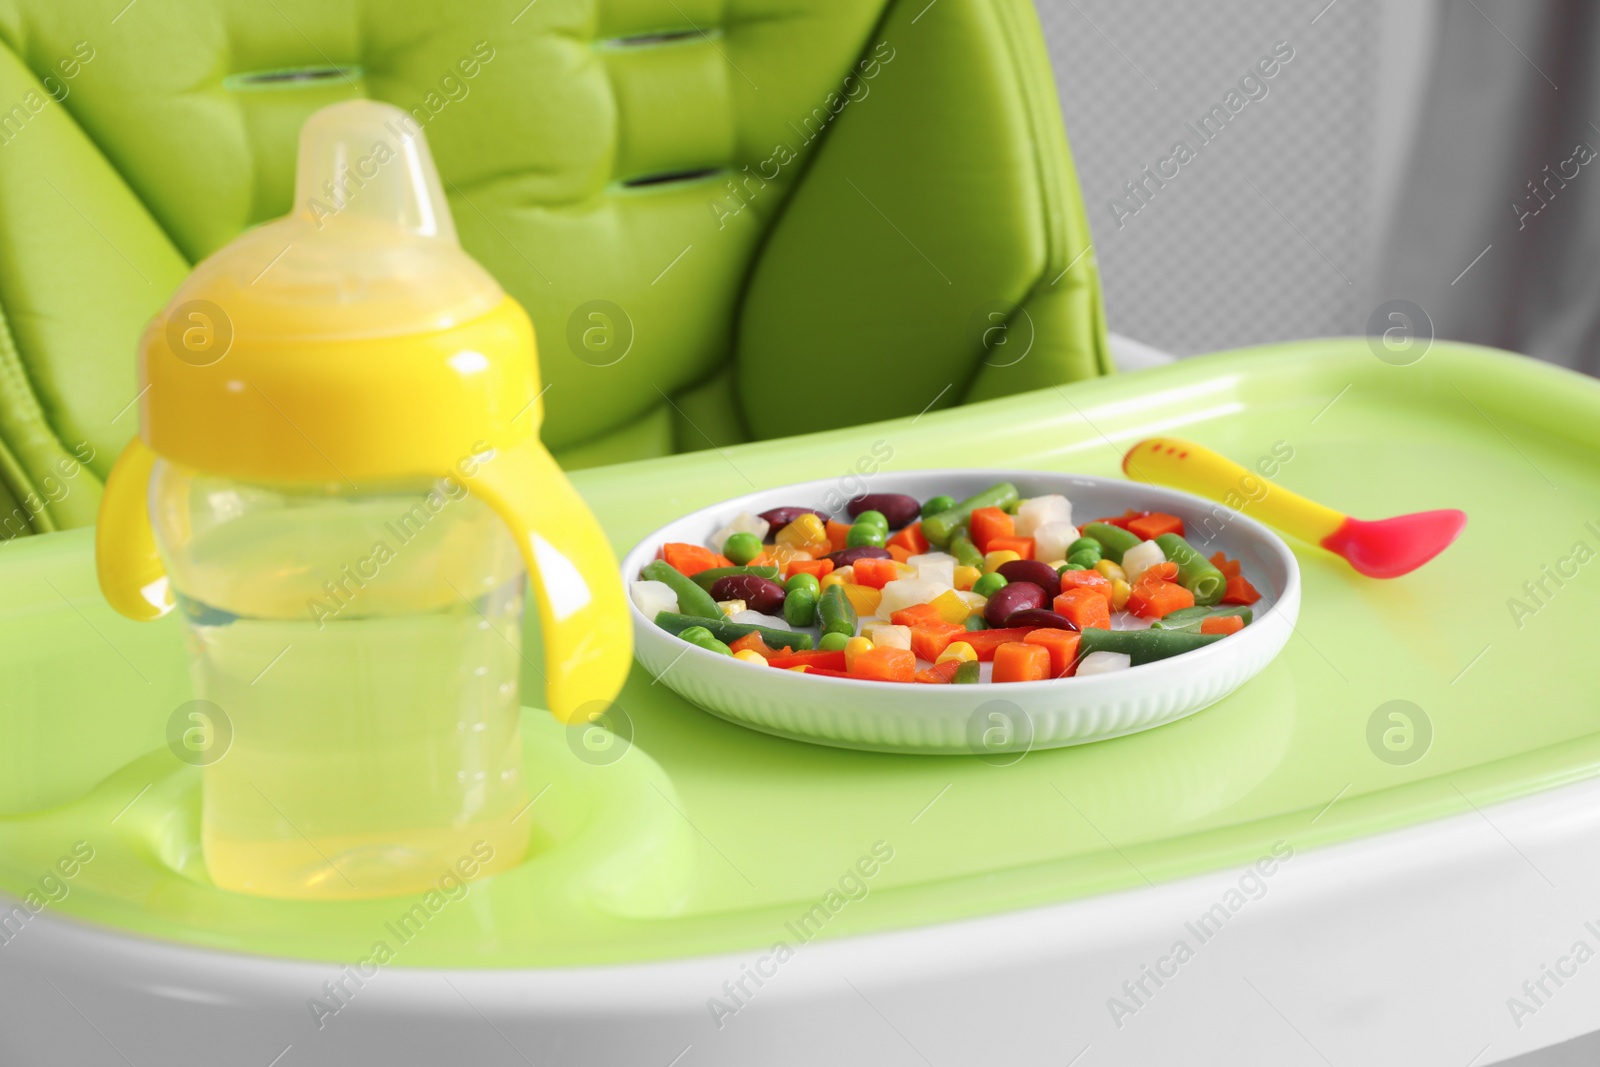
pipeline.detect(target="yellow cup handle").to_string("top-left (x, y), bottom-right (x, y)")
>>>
top-left (464, 437), bottom-right (633, 724)
top-left (95, 439), bottom-right (175, 621)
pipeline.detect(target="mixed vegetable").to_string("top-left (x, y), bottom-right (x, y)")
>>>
top-left (632, 483), bottom-right (1263, 684)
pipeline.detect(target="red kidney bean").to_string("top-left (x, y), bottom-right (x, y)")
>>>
top-left (709, 575), bottom-right (786, 615)
top-left (997, 559), bottom-right (1061, 598)
top-left (1004, 608), bottom-right (1079, 631)
top-left (757, 506), bottom-right (830, 530)
top-left (846, 493), bottom-right (921, 529)
top-left (983, 582), bottom-right (1045, 626)
top-left (826, 546), bottom-right (893, 567)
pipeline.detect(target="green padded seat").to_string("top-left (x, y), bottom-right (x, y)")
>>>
top-left (0, 0), bottom-right (1107, 537)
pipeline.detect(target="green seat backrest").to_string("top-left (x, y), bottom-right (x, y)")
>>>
top-left (0, 0), bottom-right (1106, 536)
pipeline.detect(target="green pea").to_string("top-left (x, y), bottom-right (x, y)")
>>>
top-left (722, 532), bottom-right (762, 566)
top-left (952, 660), bottom-right (981, 683)
top-left (784, 588), bottom-right (818, 628)
top-left (921, 495), bottom-right (956, 519)
top-left (855, 510), bottom-right (889, 531)
top-left (846, 523), bottom-right (886, 549)
top-left (677, 625), bottom-right (733, 656)
top-left (1067, 549), bottom-right (1102, 569)
top-left (819, 631), bottom-right (850, 651)
top-left (785, 572), bottom-right (820, 597)
top-left (972, 572), bottom-right (1008, 598)
top-left (1059, 563), bottom-right (1088, 572)
top-left (1068, 537), bottom-right (1103, 557)
top-left (963, 615), bottom-right (989, 632)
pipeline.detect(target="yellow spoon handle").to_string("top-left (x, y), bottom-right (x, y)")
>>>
top-left (465, 438), bottom-right (632, 725)
top-left (1122, 437), bottom-right (1347, 544)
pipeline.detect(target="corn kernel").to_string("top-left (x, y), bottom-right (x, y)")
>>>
top-left (788, 664), bottom-right (810, 672)
top-left (1095, 559), bottom-right (1127, 582)
top-left (820, 566), bottom-right (853, 592)
top-left (776, 513), bottom-right (831, 555)
top-left (733, 649), bottom-right (769, 665)
top-left (844, 636), bottom-right (874, 670)
top-left (983, 550), bottom-right (1022, 574)
top-left (936, 641), bottom-right (977, 665)
top-left (895, 562), bottom-right (917, 579)
top-left (717, 599), bottom-right (747, 617)
top-left (931, 589), bottom-right (970, 624)
top-left (953, 565), bottom-right (981, 591)
top-left (1110, 578), bottom-right (1132, 611)
top-left (842, 583), bottom-right (883, 617)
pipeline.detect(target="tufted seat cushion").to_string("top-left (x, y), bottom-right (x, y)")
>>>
top-left (0, 0), bottom-right (1106, 535)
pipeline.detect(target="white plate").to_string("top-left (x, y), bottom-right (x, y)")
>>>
top-left (621, 470), bottom-right (1300, 755)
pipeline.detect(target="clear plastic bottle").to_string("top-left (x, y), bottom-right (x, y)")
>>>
top-left (149, 464), bottom-right (530, 897)
top-left (95, 100), bottom-right (634, 900)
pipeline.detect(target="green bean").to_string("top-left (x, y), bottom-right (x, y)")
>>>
top-left (642, 560), bottom-right (723, 619)
top-left (1150, 605), bottom-right (1253, 633)
top-left (784, 588), bottom-right (818, 628)
top-left (1076, 627), bottom-right (1223, 665)
top-left (921, 483), bottom-right (1020, 547)
top-left (963, 614), bottom-right (989, 631)
top-left (949, 531), bottom-right (984, 569)
top-left (654, 612), bottom-right (813, 651)
top-left (921, 495), bottom-right (956, 519)
top-left (1081, 522), bottom-right (1142, 564)
top-left (676, 625), bottom-right (733, 656)
top-left (690, 565), bottom-right (780, 591)
top-left (818, 585), bottom-right (858, 638)
top-left (952, 660), bottom-right (981, 684)
top-left (1154, 534), bottom-right (1227, 605)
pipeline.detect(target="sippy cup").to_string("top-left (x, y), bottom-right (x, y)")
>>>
top-left (95, 100), bottom-right (631, 899)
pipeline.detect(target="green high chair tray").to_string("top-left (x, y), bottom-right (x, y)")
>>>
top-left (3, 338), bottom-right (1597, 975)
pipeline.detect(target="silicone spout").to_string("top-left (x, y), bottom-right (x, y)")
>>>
top-left (292, 99), bottom-right (456, 241)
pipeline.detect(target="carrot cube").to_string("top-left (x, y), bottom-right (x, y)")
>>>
top-left (1023, 629), bottom-right (1082, 678)
top-left (1200, 614), bottom-right (1245, 636)
top-left (886, 544), bottom-right (911, 563)
top-left (969, 507), bottom-right (1015, 552)
top-left (661, 543), bottom-right (728, 577)
top-left (1058, 569), bottom-right (1112, 602)
top-left (888, 522), bottom-right (930, 555)
top-left (1053, 588), bottom-right (1111, 630)
top-left (1127, 580), bottom-right (1194, 619)
top-left (986, 536), bottom-right (1035, 560)
top-left (853, 558), bottom-right (900, 590)
top-left (825, 520), bottom-right (853, 552)
top-left (890, 603), bottom-right (943, 628)
top-left (851, 646), bottom-right (916, 682)
top-left (993, 641), bottom-right (1051, 683)
top-left (1127, 512), bottom-right (1184, 540)
top-left (1221, 574), bottom-right (1261, 605)
top-left (787, 558), bottom-right (835, 582)
top-left (909, 621), bottom-right (966, 662)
